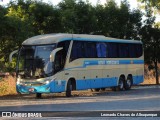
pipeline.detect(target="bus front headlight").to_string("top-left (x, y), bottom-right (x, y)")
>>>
top-left (17, 78), bottom-right (21, 85)
top-left (45, 81), bottom-right (49, 84)
top-left (17, 80), bottom-right (20, 84)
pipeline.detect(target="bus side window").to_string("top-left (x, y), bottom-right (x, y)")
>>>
top-left (70, 41), bottom-right (84, 62)
top-left (57, 41), bottom-right (71, 67)
top-left (54, 50), bottom-right (63, 73)
top-left (136, 44), bottom-right (143, 57)
top-left (108, 43), bottom-right (118, 58)
top-left (96, 42), bottom-right (107, 58)
top-left (84, 42), bottom-right (97, 58)
top-left (128, 44), bottom-right (142, 58)
top-left (118, 43), bottom-right (129, 58)
top-left (129, 44), bottom-right (136, 58)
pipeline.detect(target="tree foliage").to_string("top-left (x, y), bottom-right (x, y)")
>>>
top-left (138, 0), bottom-right (160, 84)
top-left (58, 0), bottom-right (97, 33)
top-left (95, 0), bottom-right (142, 39)
top-left (0, 0), bottom-right (158, 74)
top-left (138, 0), bottom-right (160, 12)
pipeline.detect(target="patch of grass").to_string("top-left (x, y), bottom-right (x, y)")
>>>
top-left (141, 77), bottom-right (160, 85)
top-left (0, 76), bottom-right (17, 96)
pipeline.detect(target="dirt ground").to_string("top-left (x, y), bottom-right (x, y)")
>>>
top-left (141, 78), bottom-right (159, 85)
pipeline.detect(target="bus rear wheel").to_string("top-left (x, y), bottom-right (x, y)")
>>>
top-left (124, 77), bottom-right (132, 90)
top-left (118, 77), bottom-right (125, 91)
top-left (66, 80), bottom-right (72, 97)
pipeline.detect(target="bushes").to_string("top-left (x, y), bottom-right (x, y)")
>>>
top-left (0, 76), bottom-right (17, 96)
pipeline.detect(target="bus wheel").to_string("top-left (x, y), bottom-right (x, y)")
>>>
top-left (124, 77), bottom-right (132, 90)
top-left (66, 80), bottom-right (72, 97)
top-left (118, 77), bottom-right (124, 91)
top-left (36, 93), bottom-right (42, 99)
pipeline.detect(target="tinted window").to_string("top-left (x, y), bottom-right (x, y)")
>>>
top-left (70, 41), bottom-right (84, 61)
top-left (96, 42), bottom-right (107, 58)
top-left (70, 40), bottom-right (142, 61)
top-left (57, 41), bottom-right (70, 56)
top-left (135, 44), bottom-right (143, 57)
top-left (108, 43), bottom-right (118, 58)
top-left (129, 44), bottom-right (136, 58)
top-left (84, 42), bottom-right (97, 58)
top-left (57, 41), bottom-right (71, 69)
top-left (118, 44), bottom-right (129, 58)
top-left (128, 44), bottom-right (143, 58)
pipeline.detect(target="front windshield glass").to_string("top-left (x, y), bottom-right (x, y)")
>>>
top-left (18, 44), bottom-right (56, 79)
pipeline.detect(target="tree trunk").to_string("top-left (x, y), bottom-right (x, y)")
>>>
top-left (154, 60), bottom-right (159, 85)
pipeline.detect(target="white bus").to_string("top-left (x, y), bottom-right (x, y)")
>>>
top-left (10, 33), bottom-right (144, 98)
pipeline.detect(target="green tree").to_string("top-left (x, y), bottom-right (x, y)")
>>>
top-left (138, 0), bottom-right (160, 12)
top-left (139, 0), bottom-right (160, 84)
top-left (7, 0), bottom-right (61, 34)
top-left (140, 26), bottom-right (160, 84)
top-left (117, 0), bottom-right (142, 39)
top-left (0, 0), bottom-right (145, 72)
top-left (102, 0), bottom-right (120, 37)
top-left (58, 0), bottom-right (77, 33)
top-left (95, 4), bottom-right (104, 34)
top-left (95, 0), bottom-right (142, 39)
top-left (58, 0), bottom-right (97, 34)
top-left (74, 0), bottom-right (97, 34)
top-left (27, 0), bottom-right (61, 34)
top-left (0, 2), bottom-right (34, 71)
top-left (0, 5), bottom-right (7, 71)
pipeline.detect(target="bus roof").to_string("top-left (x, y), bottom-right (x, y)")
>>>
top-left (22, 33), bottom-right (142, 45)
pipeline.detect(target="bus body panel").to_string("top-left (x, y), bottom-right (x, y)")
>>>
top-left (16, 33), bottom-right (144, 94)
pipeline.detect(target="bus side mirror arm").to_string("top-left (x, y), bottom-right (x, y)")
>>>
top-left (50, 47), bottom-right (63, 62)
top-left (9, 50), bottom-right (18, 63)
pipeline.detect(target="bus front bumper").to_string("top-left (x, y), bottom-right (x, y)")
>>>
top-left (16, 80), bottom-right (66, 94)
top-left (16, 83), bottom-right (51, 94)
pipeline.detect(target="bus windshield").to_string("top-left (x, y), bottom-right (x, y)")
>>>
top-left (17, 44), bottom-right (56, 79)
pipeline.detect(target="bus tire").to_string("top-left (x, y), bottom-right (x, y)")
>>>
top-left (66, 80), bottom-right (72, 97)
top-left (118, 77), bottom-right (124, 91)
top-left (36, 93), bottom-right (42, 98)
top-left (124, 76), bottom-right (132, 90)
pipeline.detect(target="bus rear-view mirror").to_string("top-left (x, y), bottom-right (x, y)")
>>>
top-left (9, 50), bottom-right (18, 63)
top-left (50, 47), bottom-right (63, 62)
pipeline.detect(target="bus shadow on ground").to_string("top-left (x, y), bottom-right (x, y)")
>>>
top-left (0, 85), bottom-right (159, 100)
